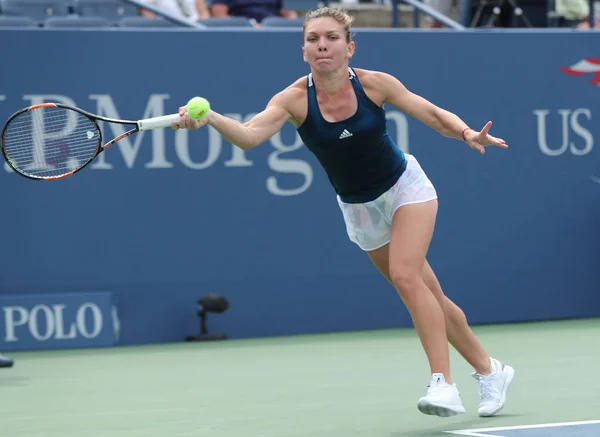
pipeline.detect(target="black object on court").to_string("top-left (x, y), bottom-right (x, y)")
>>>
top-left (185, 293), bottom-right (229, 342)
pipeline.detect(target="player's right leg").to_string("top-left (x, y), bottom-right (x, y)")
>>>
top-left (336, 154), bottom-right (465, 417)
top-left (367, 233), bottom-right (466, 418)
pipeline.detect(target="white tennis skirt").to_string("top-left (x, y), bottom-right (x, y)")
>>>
top-left (336, 154), bottom-right (438, 252)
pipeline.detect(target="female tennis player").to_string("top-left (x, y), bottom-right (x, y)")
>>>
top-left (172, 7), bottom-right (514, 418)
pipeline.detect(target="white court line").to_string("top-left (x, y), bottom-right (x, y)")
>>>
top-left (446, 432), bottom-right (504, 437)
top-left (446, 419), bottom-right (600, 437)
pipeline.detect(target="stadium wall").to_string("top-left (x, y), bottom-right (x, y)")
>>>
top-left (0, 28), bottom-right (598, 351)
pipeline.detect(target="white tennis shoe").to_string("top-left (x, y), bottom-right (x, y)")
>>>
top-left (417, 373), bottom-right (466, 417)
top-left (472, 358), bottom-right (515, 417)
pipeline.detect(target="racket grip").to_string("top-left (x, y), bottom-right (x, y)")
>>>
top-left (137, 113), bottom-right (181, 131)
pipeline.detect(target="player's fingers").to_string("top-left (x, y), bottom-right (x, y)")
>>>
top-left (472, 143), bottom-right (485, 155)
top-left (185, 116), bottom-right (200, 130)
top-left (171, 116), bottom-right (185, 130)
top-left (486, 135), bottom-right (508, 148)
top-left (480, 121), bottom-right (492, 136)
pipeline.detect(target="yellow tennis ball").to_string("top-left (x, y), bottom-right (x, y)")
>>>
top-left (186, 97), bottom-right (210, 120)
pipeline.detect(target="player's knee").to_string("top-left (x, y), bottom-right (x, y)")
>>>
top-left (390, 268), bottom-right (421, 297)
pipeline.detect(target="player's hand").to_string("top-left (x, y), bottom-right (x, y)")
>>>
top-left (170, 106), bottom-right (209, 131)
top-left (464, 121), bottom-right (508, 155)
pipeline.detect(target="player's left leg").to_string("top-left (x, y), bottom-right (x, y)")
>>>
top-left (421, 261), bottom-right (515, 417)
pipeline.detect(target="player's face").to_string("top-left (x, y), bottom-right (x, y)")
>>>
top-left (302, 18), bottom-right (354, 72)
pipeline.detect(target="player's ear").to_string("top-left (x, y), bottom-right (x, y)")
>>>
top-left (302, 46), bottom-right (308, 63)
top-left (347, 41), bottom-right (355, 59)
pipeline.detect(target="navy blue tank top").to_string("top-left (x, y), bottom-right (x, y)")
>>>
top-left (296, 67), bottom-right (407, 204)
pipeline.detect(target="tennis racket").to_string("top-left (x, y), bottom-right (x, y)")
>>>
top-left (1, 102), bottom-right (182, 181)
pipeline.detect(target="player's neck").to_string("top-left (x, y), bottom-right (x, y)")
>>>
top-left (312, 67), bottom-right (349, 94)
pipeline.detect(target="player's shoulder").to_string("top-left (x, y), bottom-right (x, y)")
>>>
top-left (353, 67), bottom-right (397, 88)
top-left (269, 76), bottom-right (308, 108)
top-left (284, 76), bottom-right (309, 97)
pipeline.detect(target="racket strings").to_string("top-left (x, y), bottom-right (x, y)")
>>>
top-left (3, 107), bottom-right (100, 178)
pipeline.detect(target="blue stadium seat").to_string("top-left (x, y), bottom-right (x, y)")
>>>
top-left (44, 15), bottom-right (112, 27)
top-left (197, 17), bottom-right (255, 27)
top-left (0, 16), bottom-right (40, 27)
top-left (261, 17), bottom-right (304, 27)
top-left (281, 0), bottom-right (318, 10)
top-left (74, 0), bottom-right (139, 20)
top-left (118, 16), bottom-right (180, 27)
top-left (0, 0), bottom-right (70, 20)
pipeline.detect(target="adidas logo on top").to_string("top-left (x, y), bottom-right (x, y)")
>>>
top-left (339, 129), bottom-right (353, 139)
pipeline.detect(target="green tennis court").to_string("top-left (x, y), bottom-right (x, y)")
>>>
top-left (2, 318), bottom-right (599, 437)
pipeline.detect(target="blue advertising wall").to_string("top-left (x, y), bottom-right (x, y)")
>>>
top-left (0, 28), bottom-right (599, 351)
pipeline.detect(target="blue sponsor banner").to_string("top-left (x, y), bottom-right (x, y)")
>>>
top-left (0, 291), bottom-right (118, 351)
top-left (0, 29), bottom-right (599, 346)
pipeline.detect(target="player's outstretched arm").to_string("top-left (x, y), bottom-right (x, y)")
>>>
top-left (376, 72), bottom-right (508, 155)
top-left (171, 91), bottom-right (293, 150)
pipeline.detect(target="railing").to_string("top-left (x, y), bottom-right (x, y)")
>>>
top-left (460, 0), bottom-right (596, 28)
top-left (122, 0), bottom-right (595, 30)
top-left (392, 0), bottom-right (466, 28)
top-left (321, 0), bottom-right (465, 28)
top-left (398, 0), bottom-right (596, 29)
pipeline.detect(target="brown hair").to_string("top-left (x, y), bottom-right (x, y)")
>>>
top-left (303, 7), bottom-right (354, 43)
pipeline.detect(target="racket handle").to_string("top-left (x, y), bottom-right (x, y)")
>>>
top-left (137, 113), bottom-right (181, 131)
